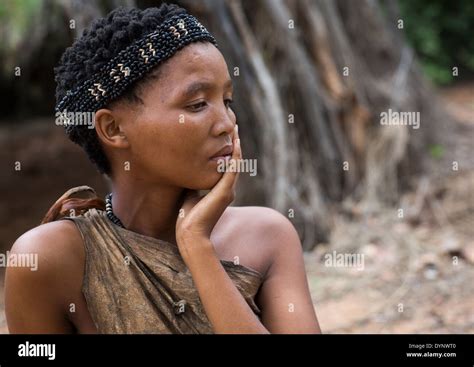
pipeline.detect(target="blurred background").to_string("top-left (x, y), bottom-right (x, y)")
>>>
top-left (0, 0), bottom-right (473, 333)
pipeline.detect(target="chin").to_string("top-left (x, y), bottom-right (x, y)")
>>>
top-left (194, 171), bottom-right (224, 190)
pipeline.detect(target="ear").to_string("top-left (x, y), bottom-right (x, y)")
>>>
top-left (94, 108), bottom-right (130, 149)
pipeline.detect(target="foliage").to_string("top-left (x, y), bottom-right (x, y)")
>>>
top-left (398, 0), bottom-right (474, 84)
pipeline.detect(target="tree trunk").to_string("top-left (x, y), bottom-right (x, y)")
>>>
top-left (175, 0), bottom-right (451, 250)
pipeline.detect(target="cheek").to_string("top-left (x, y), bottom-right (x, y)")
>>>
top-left (166, 126), bottom-right (222, 189)
top-left (127, 116), bottom-right (223, 189)
top-left (140, 128), bottom-right (185, 169)
top-left (128, 122), bottom-right (191, 168)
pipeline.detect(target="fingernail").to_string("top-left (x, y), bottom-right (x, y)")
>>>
top-left (235, 125), bottom-right (239, 134)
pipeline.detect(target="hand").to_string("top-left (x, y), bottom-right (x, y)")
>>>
top-left (176, 125), bottom-right (241, 254)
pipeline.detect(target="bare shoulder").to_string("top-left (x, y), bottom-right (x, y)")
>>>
top-left (226, 206), bottom-right (301, 247)
top-left (9, 219), bottom-right (84, 268)
top-left (216, 206), bottom-right (302, 278)
top-left (5, 220), bottom-right (85, 332)
top-left (7, 219), bottom-right (85, 299)
top-left (225, 207), bottom-right (320, 333)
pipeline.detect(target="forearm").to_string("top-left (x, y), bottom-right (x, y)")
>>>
top-left (179, 237), bottom-right (269, 334)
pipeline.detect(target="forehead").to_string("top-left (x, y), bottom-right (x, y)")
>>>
top-left (158, 42), bottom-right (230, 90)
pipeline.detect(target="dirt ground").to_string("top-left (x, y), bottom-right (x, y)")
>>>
top-left (305, 180), bottom-right (474, 333)
top-left (0, 83), bottom-right (472, 334)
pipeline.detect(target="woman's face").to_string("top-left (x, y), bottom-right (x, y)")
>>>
top-left (111, 42), bottom-right (236, 190)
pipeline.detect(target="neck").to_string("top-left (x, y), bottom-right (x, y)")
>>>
top-left (110, 176), bottom-right (186, 245)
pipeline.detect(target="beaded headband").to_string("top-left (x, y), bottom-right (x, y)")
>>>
top-left (56, 13), bottom-right (218, 133)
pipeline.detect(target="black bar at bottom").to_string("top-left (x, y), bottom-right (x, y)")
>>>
top-left (0, 334), bottom-right (471, 366)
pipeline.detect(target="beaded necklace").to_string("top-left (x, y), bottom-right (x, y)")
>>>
top-left (105, 193), bottom-right (125, 229)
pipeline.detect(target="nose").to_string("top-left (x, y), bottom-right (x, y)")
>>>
top-left (211, 103), bottom-right (236, 138)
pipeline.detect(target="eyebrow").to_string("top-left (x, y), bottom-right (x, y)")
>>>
top-left (181, 79), bottom-right (233, 99)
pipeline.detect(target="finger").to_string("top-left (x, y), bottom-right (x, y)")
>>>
top-left (230, 124), bottom-right (241, 191)
top-left (215, 124), bottom-right (240, 193)
top-left (192, 125), bottom-right (240, 222)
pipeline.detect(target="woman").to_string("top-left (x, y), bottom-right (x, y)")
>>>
top-left (5, 4), bottom-right (321, 334)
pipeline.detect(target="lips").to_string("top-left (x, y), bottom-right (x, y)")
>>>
top-left (210, 145), bottom-right (233, 160)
